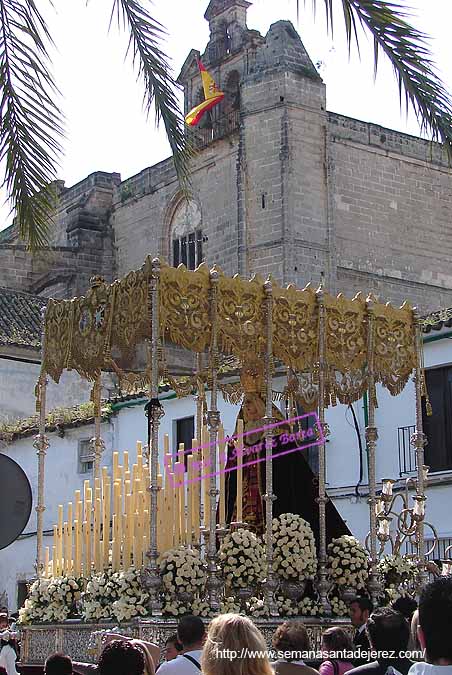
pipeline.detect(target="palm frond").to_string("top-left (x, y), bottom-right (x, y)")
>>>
top-left (0, 0), bottom-right (64, 249)
top-left (310, 0), bottom-right (452, 161)
top-left (111, 0), bottom-right (193, 193)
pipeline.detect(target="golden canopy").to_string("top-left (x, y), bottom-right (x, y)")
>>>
top-left (41, 257), bottom-right (416, 405)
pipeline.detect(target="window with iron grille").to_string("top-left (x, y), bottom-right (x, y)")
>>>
top-left (173, 230), bottom-right (203, 270)
top-left (78, 439), bottom-right (94, 474)
top-left (422, 366), bottom-right (452, 472)
top-left (170, 200), bottom-right (204, 271)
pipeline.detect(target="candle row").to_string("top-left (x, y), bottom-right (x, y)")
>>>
top-left (44, 422), bottom-right (244, 577)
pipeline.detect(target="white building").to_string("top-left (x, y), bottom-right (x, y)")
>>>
top-left (1, 309), bottom-right (452, 611)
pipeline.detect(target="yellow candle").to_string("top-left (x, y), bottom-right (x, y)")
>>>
top-left (237, 419), bottom-right (243, 522)
top-left (187, 456), bottom-right (193, 545)
top-left (94, 497), bottom-right (101, 571)
top-left (112, 514), bottom-right (118, 570)
top-left (136, 440), bottom-right (142, 455)
top-left (137, 452), bottom-right (143, 481)
top-left (123, 451), bottom-right (129, 473)
top-left (219, 425), bottom-right (226, 527)
top-left (178, 442), bottom-right (185, 466)
top-left (63, 522), bottom-right (68, 573)
top-left (74, 520), bottom-right (81, 576)
top-left (57, 504), bottom-right (63, 572)
top-left (164, 434), bottom-right (170, 456)
top-left (173, 464), bottom-right (181, 546)
top-left (113, 452), bottom-right (119, 482)
top-left (52, 544), bottom-right (57, 577)
top-left (102, 479), bottom-right (111, 569)
top-left (191, 438), bottom-right (200, 542)
top-left (156, 474), bottom-right (163, 550)
top-left (44, 546), bottom-right (50, 577)
top-left (124, 494), bottom-right (132, 568)
top-left (134, 511), bottom-right (142, 567)
top-left (202, 428), bottom-right (210, 529)
top-left (164, 468), bottom-right (174, 549)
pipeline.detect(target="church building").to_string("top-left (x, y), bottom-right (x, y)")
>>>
top-left (1, 0), bottom-right (452, 313)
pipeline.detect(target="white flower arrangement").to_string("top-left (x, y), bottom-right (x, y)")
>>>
top-left (272, 513), bottom-right (317, 581)
top-left (191, 598), bottom-right (213, 618)
top-left (327, 535), bottom-right (369, 589)
top-left (218, 529), bottom-right (265, 589)
top-left (111, 567), bottom-right (149, 622)
top-left (18, 575), bottom-right (83, 624)
top-left (159, 546), bottom-right (206, 596)
top-left (275, 594), bottom-right (299, 617)
top-left (330, 595), bottom-right (349, 617)
top-left (82, 568), bottom-right (120, 621)
top-left (219, 596), bottom-right (242, 614)
top-left (378, 554), bottom-right (420, 602)
top-left (162, 599), bottom-right (190, 616)
top-left (248, 595), bottom-right (269, 618)
top-left (298, 596), bottom-right (325, 617)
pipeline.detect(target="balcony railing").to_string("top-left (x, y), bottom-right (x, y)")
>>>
top-left (188, 110), bottom-right (240, 150)
top-left (398, 425), bottom-right (416, 476)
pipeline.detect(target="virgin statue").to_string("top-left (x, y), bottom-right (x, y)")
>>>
top-left (223, 365), bottom-right (350, 544)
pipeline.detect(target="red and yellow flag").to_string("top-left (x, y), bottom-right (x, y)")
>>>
top-left (185, 60), bottom-right (224, 127)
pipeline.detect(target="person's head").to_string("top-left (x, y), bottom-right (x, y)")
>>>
top-left (0, 614), bottom-right (8, 630)
top-left (243, 395), bottom-right (265, 423)
top-left (202, 614), bottom-right (273, 675)
top-left (418, 576), bottom-right (452, 664)
top-left (98, 640), bottom-right (145, 675)
top-left (177, 615), bottom-right (206, 651)
top-left (391, 596), bottom-right (417, 622)
top-left (366, 607), bottom-right (410, 655)
top-left (272, 621), bottom-right (310, 660)
top-left (321, 627), bottom-right (353, 656)
top-left (349, 596), bottom-right (373, 628)
top-left (45, 653), bottom-right (73, 675)
top-left (165, 635), bottom-right (183, 661)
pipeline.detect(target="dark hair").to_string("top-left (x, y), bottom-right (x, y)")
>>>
top-left (350, 596), bottom-right (373, 614)
top-left (166, 634), bottom-right (183, 651)
top-left (98, 641), bottom-right (144, 675)
top-left (177, 616), bottom-right (205, 648)
top-left (419, 576), bottom-right (452, 662)
top-left (366, 607), bottom-right (410, 654)
top-left (321, 627), bottom-right (353, 654)
top-left (391, 596), bottom-right (417, 622)
top-left (0, 614), bottom-right (7, 625)
top-left (45, 653), bottom-right (73, 675)
top-left (273, 621), bottom-right (310, 656)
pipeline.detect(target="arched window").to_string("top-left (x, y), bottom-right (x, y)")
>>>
top-left (223, 70), bottom-right (240, 114)
top-left (171, 200), bottom-right (204, 270)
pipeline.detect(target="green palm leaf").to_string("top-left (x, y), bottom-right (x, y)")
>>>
top-left (111, 0), bottom-right (193, 193)
top-left (0, 0), bottom-right (64, 249)
top-left (311, 0), bottom-right (452, 159)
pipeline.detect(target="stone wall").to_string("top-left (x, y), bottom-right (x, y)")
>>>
top-left (329, 113), bottom-right (452, 311)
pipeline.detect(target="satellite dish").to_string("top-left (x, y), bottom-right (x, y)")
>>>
top-left (0, 454), bottom-right (32, 550)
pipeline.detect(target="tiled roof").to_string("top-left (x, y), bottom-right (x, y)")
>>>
top-left (422, 307), bottom-right (452, 334)
top-left (0, 287), bottom-right (46, 349)
top-left (0, 402), bottom-right (114, 442)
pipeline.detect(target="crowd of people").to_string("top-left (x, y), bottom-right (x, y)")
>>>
top-left (1, 578), bottom-right (452, 675)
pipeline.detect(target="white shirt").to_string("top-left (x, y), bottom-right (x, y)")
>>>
top-left (157, 650), bottom-right (202, 675)
top-left (0, 644), bottom-right (19, 675)
top-left (409, 663), bottom-right (452, 675)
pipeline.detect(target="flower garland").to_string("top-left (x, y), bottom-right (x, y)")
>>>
top-left (219, 596), bottom-right (242, 614)
top-left (272, 513), bottom-right (317, 581)
top-left (298, 596), bottom-right (325, 617)
top-left (248, 595), bottom-right (269, 618)
top-left (18, 576), bottom-right (83, 625)
top-left (327, 535), bottom-right (369, 590)
top-left (218, 529), bottom-right (265, 589)
top-left (160, 546), bottom-right (206, 596)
